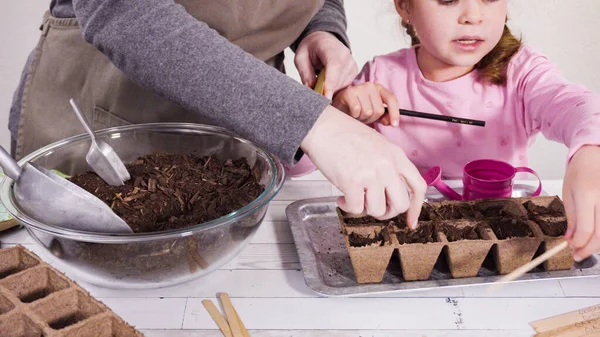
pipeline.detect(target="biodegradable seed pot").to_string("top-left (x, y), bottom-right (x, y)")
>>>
top-left (338, 196), bottom-right (573, 283)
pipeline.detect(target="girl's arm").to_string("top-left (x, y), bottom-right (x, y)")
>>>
top-left (517, 45), bottom-right (600, 261)
top-left (517, 46), bottom-right (600, 162)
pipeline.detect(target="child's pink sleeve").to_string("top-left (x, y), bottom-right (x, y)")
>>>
top-left (516, 46), bottom-right (600, 162)
top-left (351, 59), bottom-right (376, 86)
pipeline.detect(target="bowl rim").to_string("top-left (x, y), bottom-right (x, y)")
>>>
top-left (0, 122), bottom-right (286, 243)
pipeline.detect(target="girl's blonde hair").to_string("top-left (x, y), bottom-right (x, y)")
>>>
top-left (401, 19), bottom-right (522, 85)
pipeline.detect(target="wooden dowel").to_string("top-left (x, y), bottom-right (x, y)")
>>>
top-left (531, 304), bottom-right (600, 332)
top-left (219, 293), bottom-right (245, 337)
top-left (233, 301), bottom-right (251, 337)
top-left (488, 241), bottom-right (569, 293)
top-left (202, 299), bottom-right (233, 337)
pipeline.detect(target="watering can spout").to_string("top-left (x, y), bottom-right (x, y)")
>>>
top-left (423, 166), bottom-right (463, 200)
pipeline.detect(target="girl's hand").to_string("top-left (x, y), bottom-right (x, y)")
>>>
top-left (563, 145), bottom-right (600, 261)
top-left (332, 83), bottom-right (400, 127)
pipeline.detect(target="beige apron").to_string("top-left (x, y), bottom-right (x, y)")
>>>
top-left (15, 0), bottom-right (324, 159)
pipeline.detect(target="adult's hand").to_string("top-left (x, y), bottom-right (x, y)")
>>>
top-left (300, 106), bottom-right (426, 227)
top-left (294, 31), bottom-right (358, 99)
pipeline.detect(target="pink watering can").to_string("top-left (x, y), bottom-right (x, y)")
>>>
top-left (423, 159), bottom-right (542, 201)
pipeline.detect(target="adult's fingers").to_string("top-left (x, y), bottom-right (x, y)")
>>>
top-left (364, 180), bottom-right (386, 218)
top-left (337, 184), bottom-right (365, 215)
top-left (377, 177), bottom-right (411, 220)
top-left (395, 156), bottom-right (427, 229)
top-left (294, 51), bottom-right (317, 88)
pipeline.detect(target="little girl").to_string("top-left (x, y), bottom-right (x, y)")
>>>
top-left (290, 0), bottom-right (600, 262)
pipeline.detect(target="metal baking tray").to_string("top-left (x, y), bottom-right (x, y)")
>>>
top-left (285, 185), bottom-right (600, 297)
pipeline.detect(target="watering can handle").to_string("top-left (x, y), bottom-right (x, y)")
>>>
top-left (0, 146), bottom-right (21, 181)
top-left (515, 167), bottom-right (542, 197)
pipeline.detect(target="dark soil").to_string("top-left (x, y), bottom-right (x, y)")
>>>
top-left (343, 215), bottom-right (381, 226)
top-left (475, 203), bottom-right (504, 217)
top-left (343, 207), bottom-right (430, 227)
top-left (524, 198), bottom-right (566, 217)
top-left (439, 223), bottom-right (481, 242)
top-left (418, 203), bottom-right (433, 221)
top-left (348, 231), bottom-right (385, 247)
top-left (535, 217), bottom-right (568, 237)
top-left (475, 200), bottom-right (526, 218)
top-left (395, 222), bottom-right (437, 244)
top-left (69, 153), bottom-right (264, 233)
top-left (488, 218), bottom-right (534, 239)
top-left (434, 203), bottom-right (478, 220)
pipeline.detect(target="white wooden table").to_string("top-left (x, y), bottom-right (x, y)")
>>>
top-left (2, 174), bottom-right (600, 337)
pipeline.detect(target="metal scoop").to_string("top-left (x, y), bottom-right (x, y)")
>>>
top-left (0, 146), bottom-right (132, 233)
top-left (69, 99), bottom-right (130, 186)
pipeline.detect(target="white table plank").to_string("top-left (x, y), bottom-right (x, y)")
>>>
top-left (100, 297), bottom-right (187, 330)
top-left (86, 270), bottom-right (312, 298)
top-left (463, 280), bottom-right (565, 298)
top-left (289, 170), bottom-right (328, 181)
top-left (0, 225), bottom-right (34, 244)
top-left (183, 298), bottom-right (459, 330)
top-left (458, 298), bottom-right (600, 330)
top-left (264, 201), bottom-right (294, 222)
top-left (222, 243), bottom-right (300, 270)
top-left (560, 276), bottom-right (600, 297)
top-left (275, 180), bottom-right (333, 201)
top-left (332, 185), bottom-right (342, 197)
top-left (370, 287), bottom-right (465, 298)
top-left (142, 330), bottom-right (533, 337)
top-left (251, 221), bottom-right (293, 244)
top-left (85, 271), bottom-right (464, 300)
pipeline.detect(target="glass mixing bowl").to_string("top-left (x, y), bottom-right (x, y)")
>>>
top-left (0, 123), bottom-right (285, 288)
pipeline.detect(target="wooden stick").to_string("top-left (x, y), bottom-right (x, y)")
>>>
top-left (0, 218), bottom-right (18, 232)
top-left (535, 316), bottom-right (600, 337)
top-left (186, 250), bottom-right (198, 273)
top-left (202, 299), bottom-right (233, 337)
top-left (314, 69), bottom-right (326, 95)
top-left (488, 241), bottom-right (569, 293)
top-left (232, 300), bottom-right (251, 337)
top-left (219, 293), bottom-right (245, 337)
top-left (189, 248), bottom-right (209, 269)
top-left (531, 304), bottom-right (600, 332)
top-left (186, 238), bottom-right (209, 269)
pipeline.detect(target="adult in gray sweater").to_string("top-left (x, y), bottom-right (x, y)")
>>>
top-left (9, 0), bottom-right (425, 224)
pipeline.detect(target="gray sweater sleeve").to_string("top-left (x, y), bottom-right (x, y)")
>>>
top-left (291, 0), bottom-right (350, 52)
top-left (70, 0), bottom-right (334, 164)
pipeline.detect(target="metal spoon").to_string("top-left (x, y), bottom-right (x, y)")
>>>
top-left (69, 98), bottom-right (130, 186)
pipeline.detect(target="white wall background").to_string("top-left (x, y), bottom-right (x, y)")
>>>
top-left (1, 0), bottom-right (599, 178)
